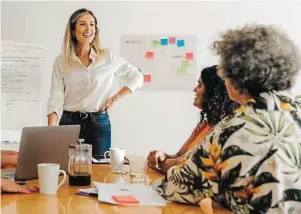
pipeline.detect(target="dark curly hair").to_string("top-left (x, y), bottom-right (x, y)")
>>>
top-left (213, 24), bottom-right (301, 96)
top-left (199, 65), bottom-right (239, 125)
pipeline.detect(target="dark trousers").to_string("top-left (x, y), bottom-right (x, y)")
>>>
top-left (59, 110), bottom-right (111, 157)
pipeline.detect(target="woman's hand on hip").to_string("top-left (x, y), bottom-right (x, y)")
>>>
top-left (99, 96), bottom-right (118, 111)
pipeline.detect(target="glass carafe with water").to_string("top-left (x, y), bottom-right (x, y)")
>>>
top-left (68, 142), bottom-right (92, 186)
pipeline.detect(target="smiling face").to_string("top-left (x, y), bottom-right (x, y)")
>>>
top-left (73, 13), bottom-right (96, 45)
top-left (193, 78), bottom-right (205, 109)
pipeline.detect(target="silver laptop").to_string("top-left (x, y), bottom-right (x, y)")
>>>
top-left (14, 125), bottom-right (80, 181)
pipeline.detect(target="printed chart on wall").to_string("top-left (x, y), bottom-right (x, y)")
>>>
top-left (120, 35), bottom-right (196, 91)
top-left (1, 40), bottom-right (43, 130)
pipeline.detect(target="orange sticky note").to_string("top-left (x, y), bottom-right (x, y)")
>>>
top-left (145, 52), bottom-right (154, 59)
top-left (144, 74), bottom-right (151, 83)
top-left (185, 53), bottom-right (193, 60)
top-left (112, 195), bottom-right (140, 204)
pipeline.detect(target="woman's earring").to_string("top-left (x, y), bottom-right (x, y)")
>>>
top-left (72, 33), bottom-right (75, 38)
top-left (233, 86), bottom-right (240, 94)
top-left (220, 109), bottom-right (226, 120)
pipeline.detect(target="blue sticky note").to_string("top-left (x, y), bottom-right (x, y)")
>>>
top-left (177, 40), bottom-right (185, 47)
top-left (160, 39), bottom-right (168, 46)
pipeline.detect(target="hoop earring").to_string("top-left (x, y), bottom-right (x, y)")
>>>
top-left (220, 109), bottom-right (226, 120)
top-left (233, 86), bottom-right (240, 94)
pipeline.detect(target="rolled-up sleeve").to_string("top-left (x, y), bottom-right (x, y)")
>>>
top-left (112, 54), bottom-right (143, 92)
top-left (47, 57), bottom-right (64, 117)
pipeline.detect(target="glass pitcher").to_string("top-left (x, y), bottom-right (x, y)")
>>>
top-left (68, 143), bottom-right (92, 186)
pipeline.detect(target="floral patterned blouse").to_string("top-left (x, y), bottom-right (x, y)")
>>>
top-left (152, 91), bottom-right (301, 214)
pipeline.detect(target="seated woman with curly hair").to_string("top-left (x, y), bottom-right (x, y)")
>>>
top-left (152, 24), bottom-right (301, 214)
top-left (147, 65), bottom-right (238, 173)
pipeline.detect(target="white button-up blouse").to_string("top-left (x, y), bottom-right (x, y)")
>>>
top-left (47, 48), bottom-right (143, 116)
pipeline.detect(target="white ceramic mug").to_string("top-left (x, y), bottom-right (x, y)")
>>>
top-left (38, 163), bottom-right (66, 195)
top-left (104, 148), bottom-right (125, 171)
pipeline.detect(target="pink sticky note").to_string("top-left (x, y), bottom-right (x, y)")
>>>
top-left (145, 52), bottom-right (154, 59)
top-left (169, 37), bottom-right (176, 44)
top-left (144, 74), bottom-right (151, 83)
top-left (185, 53), bottom-right (194, 60)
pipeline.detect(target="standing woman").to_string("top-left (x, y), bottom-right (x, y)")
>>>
top-left (47, 8), bottom-right (143, 157)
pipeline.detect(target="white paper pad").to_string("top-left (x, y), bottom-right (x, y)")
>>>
top-left (93, 182), bottom-right (166, 206)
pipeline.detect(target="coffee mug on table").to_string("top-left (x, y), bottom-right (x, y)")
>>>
top-left (38, 163), bottom-right (66, 195)
top-left (104, 148), bottom-right (125, 171)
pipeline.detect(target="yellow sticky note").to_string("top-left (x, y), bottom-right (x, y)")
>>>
top-left (181, 60), bottom-right (190, 68)
top-left (152, 40), bottom-right (160, 47)
top-left (177, 66), bottom-right (187, 75)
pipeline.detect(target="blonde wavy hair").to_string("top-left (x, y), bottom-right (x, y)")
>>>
top-left (62, 8), bottom-right (103, 65)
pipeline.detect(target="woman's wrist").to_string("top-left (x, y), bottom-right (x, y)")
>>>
top-left (163, 153), bottom-right (172, 159)
top-left (111, 94), bottom-right (120, 101)
top-left (157, 159), bottom-right (168, 173)
top-left (114, 87), bottom-right (131, 99)
top-left (158, 158), bottom-right (179, 174)
top-left (159, 155), bottom-right (186, 172)
top-left (47, 112), bottom-right (58, 126)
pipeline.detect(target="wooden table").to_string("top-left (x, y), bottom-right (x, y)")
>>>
top-left (1, 165), bottom-right (230, 214)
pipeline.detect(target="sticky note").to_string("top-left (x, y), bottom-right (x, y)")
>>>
top-left (185, 53), bottom-right (194, 60)
top-left (169, 37), bottom-right (176, 44)
top-left (112, 195), bottom-right (139, 204)
top-left (152, 40), bottom-right (160, 47)
top-left (177, 67), bottom-right (187, 75)
top-left (177, 40), bottom-right (185, 47)
top-left (181, 60), bottom-right (190, 67)
top-left (144, 74), bottom-right (151, 83)
top-left (145, 52), bottom-right (154, 59)
top-left (160, 39), bottom-right (168, 46)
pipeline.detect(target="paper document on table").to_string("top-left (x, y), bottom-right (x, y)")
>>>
top-left (93, 182), bottom-right (166, 206)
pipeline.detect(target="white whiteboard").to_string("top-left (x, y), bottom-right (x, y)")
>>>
top-left (1, 40), bottom-right (43, 130)
top-left (120, 35), bottom-right (196, 91)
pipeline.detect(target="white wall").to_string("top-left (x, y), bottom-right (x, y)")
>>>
top-left (1, 1), bottom-right (301, 155)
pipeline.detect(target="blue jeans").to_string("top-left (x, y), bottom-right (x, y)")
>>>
top-left (59, 110), bottom-right (111, 157)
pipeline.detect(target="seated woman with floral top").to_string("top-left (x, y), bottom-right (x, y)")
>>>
top-left (147, 65), bottom-right (238, 173)
top-left (152, 24), bottom-right (301, 214)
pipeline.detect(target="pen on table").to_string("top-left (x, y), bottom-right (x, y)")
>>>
top-left (75, 192), bottom-right (98, 197)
